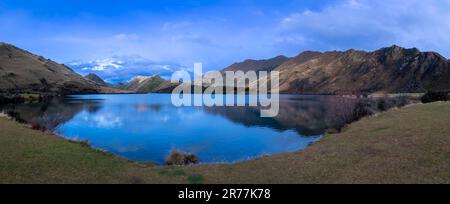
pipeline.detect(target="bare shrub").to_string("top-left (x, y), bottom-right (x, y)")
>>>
top-left (326, 95), bottom-right (413, 133)
top-left (352, 99), bottom-right (375, 120)
top-left (376, 97), bottom-right (395, 111)
top-left (394, 95), bottom-right (412, 107)
top-left (421, 91), bottom-right (449, 103)
top-left (6, 111), bottom-right (27, 123)
top-left (31, 121), bottom-right (47, 132)
top-left (130, 175), bottom-right (144, 184)
top-left (326, 96), bottom-right (359, 130)
top-left (165, 150), bottom-right (198, 166)
top-left (68, 139), bottom-right (91, 148)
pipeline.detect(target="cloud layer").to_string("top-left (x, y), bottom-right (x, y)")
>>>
top-left (1, 0), bottom-right (449, 78)
top-left (68, 56), bottom-right (191, 83)
top-left (275, 0), bottom-right (450, 55)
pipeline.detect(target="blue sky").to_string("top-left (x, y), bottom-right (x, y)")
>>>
top-left (1, 0), bottom-right (449, 82)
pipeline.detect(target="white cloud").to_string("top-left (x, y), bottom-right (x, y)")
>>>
top-left (275, 0), bottom-right (450, 56)
top-left (67, 55), bottom-right (191, 83)
top-left (89, 58), bottom-right (123, 71)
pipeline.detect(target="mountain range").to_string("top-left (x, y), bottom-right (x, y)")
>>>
top-left (1, 42), bottom-right (449, 95)
top-left (274, 46), bottom-right (450, 94)
top-left (217, 45), bottom-right (450, 94)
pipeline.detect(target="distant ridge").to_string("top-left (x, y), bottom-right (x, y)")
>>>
top-left (223, 55), bottom-right (290, 73)
top-left (85, 73), bottom-right (108, 86)
top-left (116, 75), bottom-right (178, 93)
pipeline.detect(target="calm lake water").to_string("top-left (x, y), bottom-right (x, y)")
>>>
top-left (1, 94), bottom-right (346, 164)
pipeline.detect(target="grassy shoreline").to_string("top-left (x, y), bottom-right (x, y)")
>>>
top-left (1, 102), bottom-right (450, 183)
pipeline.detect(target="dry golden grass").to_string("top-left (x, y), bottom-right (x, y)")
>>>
top-left (189, 102), bottom-right (450, 183)
top-left (0, 116), bottom-right (187, 184)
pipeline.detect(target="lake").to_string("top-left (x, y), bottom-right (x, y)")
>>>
top-left (1, 94), bottom-right (347, 164)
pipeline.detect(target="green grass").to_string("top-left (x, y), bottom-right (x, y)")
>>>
top-left (187, 175), bottom-right (204, 184)
top-left (1, 102), bottom-right (450, 183)
top-left (371, 127), bottom-right (389, 132)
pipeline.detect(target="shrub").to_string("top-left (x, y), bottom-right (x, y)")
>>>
top-left (394, 95), bottom-right (411, 107)
top-left (165, 150), bottom-right (198, 166)
top-left (376, 95), bottom-right (411, 111)
top-left (71, 139), bottom-right (91, 147)
top-left (326, 95), bottom-right (413, 132)
top-left (6, 111), bottom-right (27, 123)
top-left (31, 121), bottom-right (47, 132)
top-left (352, 99), bottom-right (375, 121)
top-left (130, 175), bottom-right (144, 184)
top-left (326, 128), bottom-right (341, 134)
top-left (0, 94), bottom-right (28, 104)
top-left (377, 98), bottom-right (389, 111)
top-left (421, 91), bottom-right (449, 103)
top-left (326, 96), bottom-right (359, 129)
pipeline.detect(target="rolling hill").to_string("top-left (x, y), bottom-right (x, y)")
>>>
top-left (116, 75), bottom-right (178, 93)
top-left (0, 42), bottom-right (121, 94)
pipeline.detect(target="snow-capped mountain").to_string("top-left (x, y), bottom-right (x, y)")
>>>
top-left (67, 55), bottom-right (192, 84)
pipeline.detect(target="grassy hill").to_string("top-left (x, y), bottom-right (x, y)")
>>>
top-left (0, 42), bottom-right (126, 95)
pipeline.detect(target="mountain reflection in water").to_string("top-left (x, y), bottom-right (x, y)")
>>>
top-left (0, 94), bottom-right (351, 164)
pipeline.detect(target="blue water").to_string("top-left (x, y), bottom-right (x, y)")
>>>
top-left (4, 94), bottom-right (343, 164)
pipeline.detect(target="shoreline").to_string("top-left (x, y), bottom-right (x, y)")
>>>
top-left (0, 93), bottom-right (420, 166)
top-left (190, 101), bottom-right (450, 183)
top-left (1, 102), bottom-right (450, 183)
